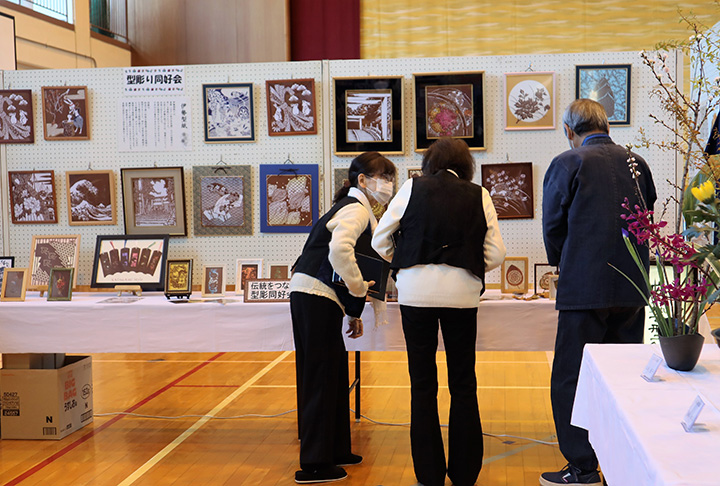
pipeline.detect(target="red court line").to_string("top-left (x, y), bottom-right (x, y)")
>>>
top-left (174, 384), bottom-right (240, 388)
top-left (3, 352), bottom-right (226, 486)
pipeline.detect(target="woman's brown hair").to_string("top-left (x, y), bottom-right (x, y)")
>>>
top-left (421, 137), bottom-right (475, 181)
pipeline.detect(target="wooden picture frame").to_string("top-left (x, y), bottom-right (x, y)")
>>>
top-left (266, 78), bottom-right (317, 136)
top-left (121, 166), bottom-right (187, 236)
top-left (192, 165), bottom-right (252, 236)
top-left (65, 170), bottom-right (117, 225)
top-left (504, 71), bottom-right (555, 130)
top-left (0, 268), bottom-right (28, 302)
top-left (235, 258), bottom-right (263, 293)
top-left (481, 162), bottom-right (534, 219)
top-left (203, 83), bottom-right (255, 143)
top-left (47, 267), bottom-right (74, 301)
top-left (0, 256), bottom-right (15, 290)
top-left (9, 170), bottom-right (58, 224)
top-left (413, 71), bottom-right (485, 152)
top-left (165, 259), bottom-right (193, 298)
top-left (407, 167), bottom-right (423, 179)
top-left (501, 257), bottom-right (529, 294)
top-left (90, 234), bottom-right (169, 291)
top-left (28, 235), bottom-right (80, 291)
top-left (267, 263), bottom-right (290, 280)
top-left (260, 164), bottom-right (319, 233)
top-left (0, 89), bottom-right (34, 144)
top-left (244, 278), bottom-right (291, 302)
top-left (575, 64), bottom-right (631, 126)
top-left (201, 265), bottom-right (226, 297)
top-left (534, 263), bottom-right (558, 296)
top-left (41, 86), bottom-right (89, 140)
top-left (333, 76), bottom-right (404, 155)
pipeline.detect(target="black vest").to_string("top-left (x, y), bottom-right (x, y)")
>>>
top-left (293, 196), bottom-right (369, 317)
top-left (391, 171), bottom-right (488, 286)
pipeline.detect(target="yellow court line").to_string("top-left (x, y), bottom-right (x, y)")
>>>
top-left (116, 351), bottom-right (292, 486)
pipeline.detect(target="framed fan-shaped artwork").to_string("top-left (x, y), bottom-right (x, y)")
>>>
top-left (504, 72), bottom-right (555, 130)
top-left (259, 164), bottom-right (318, 233)
top-left (501, 257), bottom-right (529, 294)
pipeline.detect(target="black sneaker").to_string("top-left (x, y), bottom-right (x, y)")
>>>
top-left (539, 463), bottom-right (602, 485)
top-left (335, 453), bottom-right (363, 467)
top-left (295, 465), bottom-right (348, 484)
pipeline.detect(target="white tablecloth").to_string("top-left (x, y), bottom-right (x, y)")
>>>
top-left (572, 343), bottom-right (720, 486)
top-left (0, 290), bottom-right (558, 353)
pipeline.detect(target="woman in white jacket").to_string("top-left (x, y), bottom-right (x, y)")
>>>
top-left (372, 137), bottom-right (505, 486)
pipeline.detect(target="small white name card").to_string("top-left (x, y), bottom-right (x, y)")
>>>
top-left (244, 279), bottom-right (291, 302)
top-left (640, 354), bottom-right (664, 382)
top-left (681, 395), bottom-right (705, 432)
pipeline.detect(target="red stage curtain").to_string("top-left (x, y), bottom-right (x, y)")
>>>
top-left (290, 0), bottom-right (360, 61)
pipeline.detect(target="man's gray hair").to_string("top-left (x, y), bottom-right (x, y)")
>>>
top-left (562, 99), bottom-right (609, 136)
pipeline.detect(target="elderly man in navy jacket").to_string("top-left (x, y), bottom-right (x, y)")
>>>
top-left (540, 99), bottom-right (657, 486)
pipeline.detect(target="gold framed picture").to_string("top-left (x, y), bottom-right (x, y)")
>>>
top-left (501, 257), bottom-right (529, 294)
top-left (0, 268), bottom-right (28, 302)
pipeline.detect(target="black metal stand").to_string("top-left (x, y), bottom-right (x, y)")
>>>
top-left (348, 351), bottom-right (361, 422)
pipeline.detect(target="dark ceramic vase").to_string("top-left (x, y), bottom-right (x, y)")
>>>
top-left (658, 333), bottom-right (705, 371)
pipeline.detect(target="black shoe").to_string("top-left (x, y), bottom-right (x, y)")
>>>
top-left (335, 453), bottom-right (363, 466)
top-left (539, 463), bottom-right (602, 485)
top-left (295, 465), bottom-right (348, 484)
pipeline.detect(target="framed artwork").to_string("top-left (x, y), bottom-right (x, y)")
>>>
top-left (47, 267), bottom-right (74, 301)
top-left (0, 89), bottom-right (34, 144)
top-left (413, 71), bottom-right (485, 151)
top-left (504, 72), bottom-right (555, 130)
top-left (165, 259), bottom-right (193, 298)
top-left (121, 166), bottom-right (187, 236)
top-left (268, 263), bottom-right (290, 280)
top-left (501, 257), bottom-right (529, 294)
top-left (575, 64), bottom-right (631, 126)
top-left (90, 234), bottom-right (169, 291)
top-left (202, 83), bottom-right (254, 143)
top-left (9, 170), bottom-right (58, 224)
top-left (480, 162), bottom-right (534, 219)
top-left (260, 164), bottom-right (319, 233)
top-left (235, 258), bottom-right (263, 293)
top-left (533, 263), bottom-right (558, 296)
top-left (266, 78), bottom-right (317, 136)
top-left (0, 268), bottom-right (28, 302)
top-left (333, 76), bottom-right (404, 155)
top-left (28, 235), bottom-right (80, 291)
top-left (65, 170), bottom-right (116, 225)
top-left (192, 165), bottom-right (252, 236)
top-left (0, 256), bottom-right (14, 290)
top-left (407, 168), bottom-right (423, 179)
top-left (41, 86), bottom-right (89, 140)
top-left (333, 167), bottom-right (350, 197)
top-left (201, 265), bottom-right (226, 297)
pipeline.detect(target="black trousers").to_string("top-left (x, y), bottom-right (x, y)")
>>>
top-left (290, 292), bottom-right (352, 469)
top-left (400, 305), bottom-right (484, 486)
top-left (552, 306), bottom-right (644, 472)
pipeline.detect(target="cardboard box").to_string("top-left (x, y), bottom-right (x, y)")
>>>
top-left (1, 355), bottom-right (93, 440)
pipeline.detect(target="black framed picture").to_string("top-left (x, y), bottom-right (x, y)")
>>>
top-left (575, 64), bottom-right (631, 126)
top-left (120, 167), bottom-right (187, 236)
top-left (333, 76), bottom-right (404, 155)
top-left (202, 83), bottom-right (255, 143)
top-left (413, 71), bottom-right (485, 151)
top-left (0, 256), bottom-right (15, 290)
top-left (90, 234), bottom-right (170, 291)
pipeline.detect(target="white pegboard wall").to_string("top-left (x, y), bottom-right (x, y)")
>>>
top-left (1, 52), bottom-right (677, 288)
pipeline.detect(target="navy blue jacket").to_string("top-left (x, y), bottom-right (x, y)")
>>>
top-left (542, 135), bottom-right (657, 310)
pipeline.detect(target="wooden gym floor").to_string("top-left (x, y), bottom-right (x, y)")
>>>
top-left (2, 309), bottom-right (718, 486)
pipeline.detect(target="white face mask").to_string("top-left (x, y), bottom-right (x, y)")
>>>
top-left (365, 177), bottom-right (394, 206)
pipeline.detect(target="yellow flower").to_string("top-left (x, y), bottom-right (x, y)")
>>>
top-left (691, 180), bottom-right (715, 203)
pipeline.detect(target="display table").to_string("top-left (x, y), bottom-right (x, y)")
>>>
top-left (0, 289), bottom-right (559, 353)
top-left (572, 343), bottom-right (720, 486)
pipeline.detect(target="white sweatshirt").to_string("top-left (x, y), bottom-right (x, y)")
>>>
top-left (371, 174), bottom-right (506, 308)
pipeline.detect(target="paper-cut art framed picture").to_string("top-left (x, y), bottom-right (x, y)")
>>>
top-left (165, 259), bottom-right (193, 297)
top-left (413, 71), bottom-right (485, 151)
top-left (268, 263), bottom-right (290, 280)
top-left (575, 64), bottom-right (631, 126)
top-left (121, 166), bottom-right (187, 236)
top-left (333, 76), bottom-right (404, 155)
top-left (501, 257), bottom-right (529, 294)
top-left (266, 78), bottom-right (317, 136)
top-left (504, 72), bottom-right (555, 130)
top-left (0, 256), bottom-right (14, 290)
top-left (0, 268), bottom-right (28, 302)
top-left (0, 89), bottom-right (34, 144)
top-left (533, 263), bottom-right (558, 296)
top-left (9, 170), bottom-right (58, 224)
top-left (201, 265), bottom-right (226, 297)
top-left (481, 162), bottom-right (534, 220)
top-left (192, 165), bottom-right (252, 236)
top-left (41, 86), bottom-right (89, 140)
top-left (47, 267), bottom-right (74, 301)
top-left (66, 170), bottom-right (116, 225)
top-left (259, 164), bottom-right (318, 233)
top-left (90, 234), bottom-right (169, 291)
top-left (28, 234), bottom-right (80, 291)
top-left (235, 259), bottom-right (263, 293)
top-left (203, 83), bottom-right (255, 143)
top-left (407, 168), bottom-right (423, 179)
